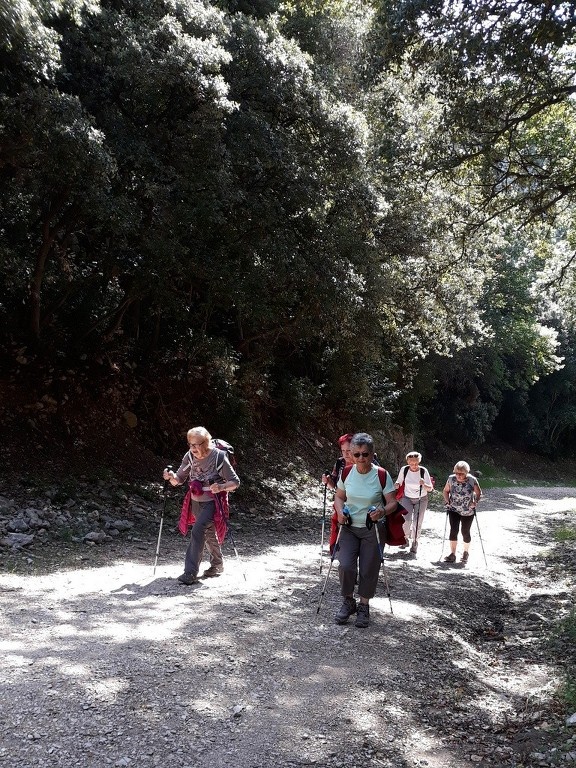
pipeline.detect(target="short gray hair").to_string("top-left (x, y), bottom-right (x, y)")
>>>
top-left (350, 432), bottom-right (375, 453)
top-left (454, 461), bottom-right (470, 473)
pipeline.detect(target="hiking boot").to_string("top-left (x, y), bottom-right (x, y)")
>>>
top-left (177, 572), bottom-right (200, 585)
top-left (335, 596), bottom-right (357, 625)
top-left (355, 603), bottom-right (370, 628)
top-left (444, 553), bottom-right (456, 563)
top-left (201, 566), bottom-right (223, 578)
top-left (461, 551), bottom-right (469, 564)
top-left (410, 540), bottom-right (418, 554)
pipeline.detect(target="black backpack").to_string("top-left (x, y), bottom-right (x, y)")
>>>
top-left (400, 465), bottom-right (436, 489)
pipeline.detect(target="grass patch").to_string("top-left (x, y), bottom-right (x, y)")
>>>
top-left (560, 678), bottom-right (576, 712)
top-left (429, 456), bottom-right (576, 490)
top-left (555, 525), bottom-right (576, 543)
top-left (428, 461), bottom-right (519, 489)
top-left (552, 610), bottom-right (576, 712)
top-left (557, 610), bottom-right (576, 643)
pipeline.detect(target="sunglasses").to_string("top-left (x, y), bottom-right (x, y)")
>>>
top-left (407, 453), bottom-right (419, 458)
top-left (188, 442), bottom-right (206, 448)
top-left (353, 451), bottom-right (371, 458)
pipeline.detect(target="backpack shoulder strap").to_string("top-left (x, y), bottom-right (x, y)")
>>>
top-left (334, 456), bottom-right (346, 478)
top-left (341, 465), bottom-right (353, 482)
top-left (377, 467), bottom-right (388, 488)
top-left (420, 467), bottom-right (424, 479)
top-left (402, 465), bottom-right (409, 480)
top-left (215, 448), bottom-right (226, 472)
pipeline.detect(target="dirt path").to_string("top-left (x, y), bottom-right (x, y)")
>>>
top-left (1, 486), bottom-right (575, 768)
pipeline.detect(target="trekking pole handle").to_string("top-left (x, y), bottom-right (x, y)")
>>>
top-left (365, 505), bottom-right (379, 529)
top-left (163, 464), bottom-right (173, 492)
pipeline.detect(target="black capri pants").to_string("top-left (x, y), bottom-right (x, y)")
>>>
top-left (448, 510), bottom-right (474, 543)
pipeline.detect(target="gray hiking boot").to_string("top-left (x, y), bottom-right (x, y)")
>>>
top-left (355, 602), bottom-right (370, 628)
top-left (177, 572), bottom-right (200, 585)
top-left (410, 540), bottom-right (418, 554)
top-left (335, 596), bottom-right (357, 625)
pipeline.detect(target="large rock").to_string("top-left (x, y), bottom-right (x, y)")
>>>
top-left (83, 531), bottom-right (108, 544)
top-left (7, 518), bottom-right (30, 533)
top-left (1, 532), bottom-right (35, 547)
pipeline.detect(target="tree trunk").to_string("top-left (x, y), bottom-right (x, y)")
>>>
top-left (30, 217), bottom-right (54, 338)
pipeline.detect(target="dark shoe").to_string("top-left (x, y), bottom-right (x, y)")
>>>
top-left (461, 551), bottom-right (469, 564)
top-left (444, 553), bottom-right (456, 563)
top-left (335, 596), bottom-right (357, 625)
top-left (355, 603), bottom-right (370, 628)
top-left (177, 572), bottom-right (199, 585)
top-left (201, 566), bottom-right (223, 578)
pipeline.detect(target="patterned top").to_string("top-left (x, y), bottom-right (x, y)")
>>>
top-left (447, 474), bottom-right (479, 516)
top-left (174, 447), bottom-right (239, 502)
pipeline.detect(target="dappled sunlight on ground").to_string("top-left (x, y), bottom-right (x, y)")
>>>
top-left (1, 486), bottom-right (575, 766)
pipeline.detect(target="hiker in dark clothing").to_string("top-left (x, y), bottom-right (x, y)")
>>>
top-left (164, 427), bottom-right (239, 585)
top-left (442, 461), bottom-right (482, 564)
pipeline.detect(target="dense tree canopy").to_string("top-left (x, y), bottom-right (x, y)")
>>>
top-left (2, 0), bottom-right (576, 455)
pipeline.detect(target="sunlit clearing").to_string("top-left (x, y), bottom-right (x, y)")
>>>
top-left (94, 618), bottom-right (181, 642)
top-left (87, 677), bottom-right (129, 702)
top-left (0, 641), bottom-right (27, 652)
top-left (0, 562), bottom-right (170, 596)
top-left (59, 662), bottom-right (91, 678)
top-left (510, 494), bottom-right (576, 512)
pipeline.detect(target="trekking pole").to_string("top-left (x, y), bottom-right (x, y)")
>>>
top-left (371, 510), bottom-right (393, 614)
top-left (439, 503), bottom-right (449, 562)
top-left (412, 487), bottom-right (423, 553)
top-left (319, 483), bottom-right (328, 574)
top-left (154, 466), bottom-right (172, 575)
top-left (474, 511), bottom-right (488, 568)
top-left (226, 523), bottom-right (247, 581)
top-left (317, 525), bottom-right (343, 615)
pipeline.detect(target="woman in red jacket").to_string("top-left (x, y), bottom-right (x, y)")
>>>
top-left (322, 433), bottom-right (354, 554)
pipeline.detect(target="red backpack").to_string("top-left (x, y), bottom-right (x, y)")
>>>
top-left (341, 465), bottom-right (407, 547)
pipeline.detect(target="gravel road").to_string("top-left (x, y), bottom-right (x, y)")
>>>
top-left (1, 485), bottom-right (576, 768)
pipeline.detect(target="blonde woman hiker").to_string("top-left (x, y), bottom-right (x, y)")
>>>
top-left (442, 461), bottom-right (482, 564)
top-left (164, 427), bottom-right (240, 584)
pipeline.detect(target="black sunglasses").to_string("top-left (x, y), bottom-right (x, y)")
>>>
top-left (353, 451), bottom-right (371, 458)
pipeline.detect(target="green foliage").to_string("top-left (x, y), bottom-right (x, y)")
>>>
top-left (2, 0), bottom-right (576, 453)
top-left (553, 609), bottom-right (576, 711)
top-left (555, 525), bottom-right (576, 543)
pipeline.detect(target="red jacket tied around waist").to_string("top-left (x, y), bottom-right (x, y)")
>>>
top-left (179, 485), bottom-right (230, 544)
